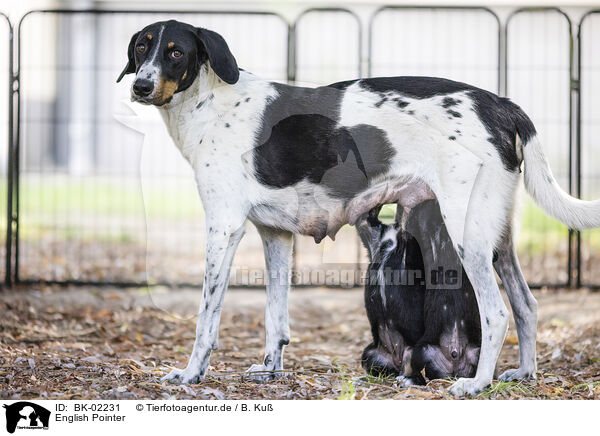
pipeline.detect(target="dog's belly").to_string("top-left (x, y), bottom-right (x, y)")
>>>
top-left (249, 182), bottom-right (348, 243)
top-left (250, 177), bottom-right (435, 242)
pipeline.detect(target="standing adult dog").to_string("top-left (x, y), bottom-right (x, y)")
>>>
top-left (117, 20), bottom-right (600, 396)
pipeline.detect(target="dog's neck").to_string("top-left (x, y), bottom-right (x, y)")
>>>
top-left (157, 66), bottom-right (268, 162)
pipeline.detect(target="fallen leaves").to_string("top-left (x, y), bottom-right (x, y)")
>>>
top-left (0, 286), bottom-right (598, 400)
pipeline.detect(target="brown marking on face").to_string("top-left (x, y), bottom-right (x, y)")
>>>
top-left (167, 41), bottom-right (175, 49)
top-left (182, 70), bottom-right (187, 80)
top-left (155, 76), bottom-right (179, 105)
top-left (146, 34), bottom-right (152, 40)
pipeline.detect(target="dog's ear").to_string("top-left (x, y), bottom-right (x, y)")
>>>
top-left (195, 28), bottom-right (239, 84)
top-left (117, 31), bottom-right (141, 83)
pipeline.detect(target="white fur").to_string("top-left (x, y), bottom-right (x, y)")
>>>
top-left (523, 135), bottom-right (600, 229)
top-left (137, 65), bottom-right (599, 395)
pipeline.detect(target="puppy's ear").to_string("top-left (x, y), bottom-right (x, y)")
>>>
top-left (117, 31), bottom-right (141, 83)
top-left (195, 28), bottom-right (239, 84)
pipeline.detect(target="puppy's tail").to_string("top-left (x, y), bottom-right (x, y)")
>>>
top-left (516, 109), bottom-right (600, 230)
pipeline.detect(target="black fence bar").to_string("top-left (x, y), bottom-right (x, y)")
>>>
top-left (292, 7), bottom-right (362, 82)
top-left (577, 10), bottom-right (600, 289)
top-left (368, 5), bottom-right (501, 94)
top-left (1, 12), bottom-right (11, 287)
top-left (3, 6), bottom-right (598, 289)
top-left (13, 8), bottom-right (290, 287)
top-left (505, 7), bottom-right (574, 288)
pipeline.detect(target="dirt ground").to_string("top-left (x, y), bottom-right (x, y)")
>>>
top-left (1, 285), bottom-right (599, 400)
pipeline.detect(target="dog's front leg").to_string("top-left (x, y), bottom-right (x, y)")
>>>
top-left (246, 225), bottom-right (293, 382)
top-left (162, 221), bottom-right (246, 384)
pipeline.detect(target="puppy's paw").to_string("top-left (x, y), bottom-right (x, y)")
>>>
top-left (448, 377), bottom-right (486, 397)
top-left (161, 367), bottom-right (204, 385)
top-left (244, 364), bottom-right (282, 383)
top-left (499, 367), bottom-right (537, 382)
top-left (396, 375), bottom-right (417, 387)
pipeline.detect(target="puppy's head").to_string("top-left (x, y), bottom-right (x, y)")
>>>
top-left (438, 321), bottom-right (479, 378)
top-left (117, 20), bottom-right (239, 106)
top-left (356, 205), bottom-right (401, 261)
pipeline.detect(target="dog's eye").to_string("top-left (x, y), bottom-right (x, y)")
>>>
top-left (170, 50), bottom-right (183, 59)
top-left (136, 44), bottom-right (146, 54)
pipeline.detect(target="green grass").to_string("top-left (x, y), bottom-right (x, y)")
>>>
top-left (14, 175), bottom-right (203, 220)
top-left (478, 380), bottom-right (535, 398)
top-left (0, 175), bottom-right (598, 252)
top-left (337, 377), bottom-right (357, 400)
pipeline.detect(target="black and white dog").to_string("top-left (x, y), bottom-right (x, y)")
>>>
top-left (117, 20), bottom-right (600, 396)
top-left (357, 201), bottom-right (481, 385)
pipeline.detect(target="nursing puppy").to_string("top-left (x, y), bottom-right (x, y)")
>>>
top-left (358, 200), bottom-right (481, 384)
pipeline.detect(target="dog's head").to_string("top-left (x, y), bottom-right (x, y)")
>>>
top-left (117, 20), bottom-right (239, 106)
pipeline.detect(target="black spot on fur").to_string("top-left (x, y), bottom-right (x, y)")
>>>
top-left (235, 101), bottom-right (240, 107)
top-left (374, 97), bottom-right (388, 108)
top-left (468, 90), bottom-right (536, 172)
top-left (457, 244), bottom-right (464, 259)
top-left (397, 100), bottom-right (409, 109)
top-left (196, 100), bottom-right (204, 109)
top-left (253, 83), bottom-right (395, 198)
top-left (442, 97), bottom-right (461, 108)
top-left (407, 110), bottom-right (415, 115)
top-left (330, 76), bottom-right (536, 173)
top-left (353, 76), bottom-right (474, 99)
top-left (449, 136), bottom-right (456, 141)
top-left (447, 109), bottom-right (462, 118)
top-left (225, 123), bottom-right (230, 128)
top-left (245, 97), bottom-right (251, 102)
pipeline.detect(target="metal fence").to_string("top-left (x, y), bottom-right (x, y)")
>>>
top-left (1, 6), bottom-right (599, 289)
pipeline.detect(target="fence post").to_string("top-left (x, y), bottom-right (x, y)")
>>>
top-left (3, 13), bottom-right (13, 287)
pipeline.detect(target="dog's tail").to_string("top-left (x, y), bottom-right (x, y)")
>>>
top-left (514, 106), bottom-right (600, 230)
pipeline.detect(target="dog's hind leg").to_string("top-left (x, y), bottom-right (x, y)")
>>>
top-left (246, 225), bottom-right (293, 382)
top-left (435, 167), bottom-right (512, 396)
top-left (494, 228), bottom-right (538, 381)
top-left (162, 220), bottom-right (246, 385)
top-left (447, 238), bottom-right (509, 396)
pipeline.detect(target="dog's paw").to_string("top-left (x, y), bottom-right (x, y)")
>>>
top-left (396, 375), bottom-right (417, 388)
top-left (499, 367), bottom-right (537, 382)
top-left (448, 377), bottom-right (486, 397)
top-left (244, 364), bottom-right (281, 383)
top-left (161, 367), bottom-right (204, 385)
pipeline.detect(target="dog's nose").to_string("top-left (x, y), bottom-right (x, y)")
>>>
top-left (451, 349), bottom-right (459, 359)
top-left (133, 78), bottom-right (154, 97)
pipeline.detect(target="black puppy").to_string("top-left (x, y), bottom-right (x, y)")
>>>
top-left (357, 200), bottom-right (481, 384)
top-left (357, 206), bottom-right (426, 384)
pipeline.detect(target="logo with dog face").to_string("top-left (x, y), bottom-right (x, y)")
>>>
top-left (2, 402), bottom-right (50, 433)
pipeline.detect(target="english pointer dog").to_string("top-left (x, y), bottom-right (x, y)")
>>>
top-left (117, 20), bottom-right (600, 396)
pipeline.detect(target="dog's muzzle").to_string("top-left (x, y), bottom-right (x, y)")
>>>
top-left (132, 78), bottom-right (154, 98)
